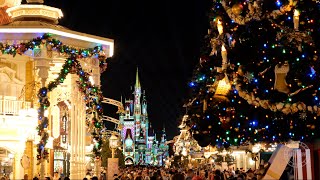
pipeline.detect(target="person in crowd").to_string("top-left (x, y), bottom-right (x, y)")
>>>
top-left (92, 176), bottom-right (99, 180)
top-left (109, 165), bottom-right (262, 180)
top-left (186, 169), bottom-right (194, 180)
top-left (53, 172), bottom-right (60, 180)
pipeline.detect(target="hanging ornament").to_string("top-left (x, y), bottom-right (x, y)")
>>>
top-left (274, 61), bottom-right (290, 94)
top-left (232, 3), bottom-right (243, 15)
top-left (215, 74), bottom-right (231, 96)
top-left (203, 99), bottom-right (207, 112)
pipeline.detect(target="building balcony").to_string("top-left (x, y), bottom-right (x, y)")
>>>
top-left (0, 96), bottom-right (32, 116)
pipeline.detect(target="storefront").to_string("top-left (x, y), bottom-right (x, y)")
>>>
top-left (0, 148), bottom-right (14, 178)
top-left (53, 149), bottom-right (70, 176)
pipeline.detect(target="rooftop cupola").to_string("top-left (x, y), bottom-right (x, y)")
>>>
top-left (6, 0), bottom-right (63, 24)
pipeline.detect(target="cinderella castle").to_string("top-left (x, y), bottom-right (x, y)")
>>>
top-left (119, 68), bottom-right (169, 166)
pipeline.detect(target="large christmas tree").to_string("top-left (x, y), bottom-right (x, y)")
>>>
top-left (186, 0), bottom-right (320, 148)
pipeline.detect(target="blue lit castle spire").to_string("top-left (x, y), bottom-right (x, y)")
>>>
top-left (119, 68), bottom-right (168, 166)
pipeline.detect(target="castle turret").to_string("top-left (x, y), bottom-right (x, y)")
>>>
top-left (142, 90), bottom-right (148, 116)
top-left (134, 68), bottom-right (141, 115)
top-left (161, 126), bottom-right (167, 143)
top-left (134, 68), bottom-right (142, 140)
top-left (120, 67), bottom-right (168, 166)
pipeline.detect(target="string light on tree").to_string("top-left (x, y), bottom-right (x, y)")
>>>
top-left (185, 0), bottom-right (320, 148)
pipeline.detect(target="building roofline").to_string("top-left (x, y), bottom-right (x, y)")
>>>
top-left (0, 27), bottom-right (114, 56)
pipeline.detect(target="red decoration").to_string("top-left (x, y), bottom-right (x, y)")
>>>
top-left (0, 7), bottom-right (12, 25)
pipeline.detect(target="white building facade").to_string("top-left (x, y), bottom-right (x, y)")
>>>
top-left (0, 0), bottom-right (113, 179)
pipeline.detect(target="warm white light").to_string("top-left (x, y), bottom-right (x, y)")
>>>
top-left (52, 73), bottom-right (59, 79)
top-left (181, 147), bottom-right (187, 156)
top-left (27, 108), bottom-right (38, 118)
top-left (249, 158), bottom-right (255, 165)
top-left (252, 144), bottom-right (261, 153)
top-left (45, 137), bottom-right (54, 149)
top-left (44, 109), bottom-right (49, 117)
top-left (217, 19), bottom-right (223, 35)
top-left (109, 134), bottom-right (118, 149)
top-left (221, 45), bottom-right (227, 52)
top-left (204, 152), bottom-right (211, 159)
top-left (52, 106), bottom-right (60, 139)
top-left (294, 9), bottom-right (300, 17)
top-left (221, 149), bottom-right (228, 156)
top-left (0, 28), bottom-right (114, 56)
top-left (19, 109), bottom-right (27, 117)
top-left (89, 76), bottom-right (95, 85)
top-left (8, 153), bottom-right (14, 159)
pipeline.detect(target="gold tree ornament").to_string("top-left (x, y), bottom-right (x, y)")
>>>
top-left (231, 3), bottom-right (243, 15)
top-left (274, 62), bottom-right (290, 94)
top-left (215, 74), bottom-right (231, 96)
top-left (203, 99), bottom-right (207, 112)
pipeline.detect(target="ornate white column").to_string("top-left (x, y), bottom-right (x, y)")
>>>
top-left (32, 38), bottom-right (52, 180)
top-left (80, 96), bottom-right (85, 178)
top-left (14, 150), bottom-right (24, 179)
top-left (76, 93), bottom-right (79, 179)
top-left (69, 74), bottom-right (77, 179)
top-left (243, 153), bottom-right (247, 171)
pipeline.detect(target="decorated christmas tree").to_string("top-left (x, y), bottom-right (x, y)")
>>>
top-left (186, 0), bottom-right (320, 148)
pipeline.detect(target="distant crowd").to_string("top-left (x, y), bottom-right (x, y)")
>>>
top-left (110, 166), bottom-right (264, 180)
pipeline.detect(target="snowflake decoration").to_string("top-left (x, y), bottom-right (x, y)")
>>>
top-left (299, 112), bottom-right (307, 120)
top-left (244, 72), bottom-right (255, 83)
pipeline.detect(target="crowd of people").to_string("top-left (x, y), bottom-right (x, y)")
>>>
top-left (111, 166), bottom-right (264, 180)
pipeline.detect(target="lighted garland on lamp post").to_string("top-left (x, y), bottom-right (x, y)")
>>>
top-left (0, 33), bottom-right (110, 164)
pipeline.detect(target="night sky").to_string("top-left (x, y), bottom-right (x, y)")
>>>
top-left (45, 0), bottom-right (211, 140)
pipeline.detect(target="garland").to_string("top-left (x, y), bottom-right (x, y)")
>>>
top-left (218, 0), bottom-right (298, 25)
top-left (0, 33), bottom-right (110, 73)
top-left (0, 33), bottom-right (108, 162)
top-left (274, 22), bottom-right (316, 55)
top-left (234, 19), bottom-right (320, 115)
top-left (234, 80), bottom-right (320, 115)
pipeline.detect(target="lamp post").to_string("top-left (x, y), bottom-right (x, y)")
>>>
top-left (109, 134), bottom-right (118, 158)
top-left (108, 133), bottom-right (119, 180)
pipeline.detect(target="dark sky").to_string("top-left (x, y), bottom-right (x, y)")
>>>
top-left (46, 0), bottom-right (211, 140)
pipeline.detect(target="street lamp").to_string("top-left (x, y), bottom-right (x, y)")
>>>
top-left (109, 133), bottom-right (118, 158)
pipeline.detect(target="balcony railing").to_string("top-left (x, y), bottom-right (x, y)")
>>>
top-left (0, 96), bottom-right (32, 116)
